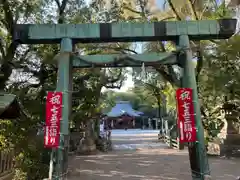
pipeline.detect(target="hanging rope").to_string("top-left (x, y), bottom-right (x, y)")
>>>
top-left (140, 42), bottom-right (148, 83)
top-left (141, 62), bottom-right (149, 83)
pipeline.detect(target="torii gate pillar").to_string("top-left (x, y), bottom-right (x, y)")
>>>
top-left (13, 18), bottom-right (237, 180)
top-left (55, 38), bottom-right (73, 178)
top-left (179, 35), bottom-right (210, 179)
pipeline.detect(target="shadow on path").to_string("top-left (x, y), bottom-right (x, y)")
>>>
top-left (68, 148), bottom-right (240, 180)
top-left (68, 149), bottom-right (191, 180)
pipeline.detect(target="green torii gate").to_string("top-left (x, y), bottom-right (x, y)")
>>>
top-left (14, 19), bottom-right (237, 180)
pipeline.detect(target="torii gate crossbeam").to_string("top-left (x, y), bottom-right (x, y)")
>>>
top-left (14, 19), bottom-right (236, 43)
top-left (13, 19), bottom-right (237, 180)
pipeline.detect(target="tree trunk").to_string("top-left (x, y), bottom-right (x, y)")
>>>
top-left (157, 100), bottom-right (162, 132)
top-left (94, 119), bottom-right (100, 139)
top-left (0, 63), bottom-right (12, 90)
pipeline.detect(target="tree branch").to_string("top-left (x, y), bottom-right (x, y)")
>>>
top-left (138, 0), bottom-right (147, 19)
top-left (74, 72), bottom-right (95, 84)
top-left (167, 0), bottom-right (181, 20)
top-left (103, 69), bottom-right (123, 89)
top-left (13, 47), bottom-right (32, 66)
top-left (0, 39), bottom-right (5, 58)
top-left (123, 5), bottom-right (142, 15)
top-left (196, 48), bottom-right (203, 82)
top-left (96, 44), bottom-right (139, 55)
top-left (159, 16), bottom-right (176, 21)
top-left (114, 47), bottom-right (138, 54)
top-left (106, 69), bottom-right (123, 84)
top-left (5, 42), bottom-right (18, 64)
top-left (54, 0), bottom-right (61, 9)
top-left (54, 0), bottom-right (69, 24)
top-left (159, 42), bottom-right (166, 52)
top-left (199, 4), bottom-right (208, 20)
top-left (155, 67), bottom-right (180, 87)
top-left (2, 0), bottom-right (15, 35)
top-left (187, 0), bottom-right (199, 20)
top-left (104, 81), bottom-right (123, 89)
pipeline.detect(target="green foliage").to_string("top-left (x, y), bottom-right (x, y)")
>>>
top-left (99, 81), bottom-right (173, 118)
top-left (0, 0), bottom-right (128, 179)
top-left (127, 0), bottom-right (240, 141)
top-left (201, 35), bottom-right (240, 100)
top-left (0, 0), bottom-right (239, 178)
top-left (0, 116), bottom-right (50, 179)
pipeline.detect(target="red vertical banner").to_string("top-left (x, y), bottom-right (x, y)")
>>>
top-left (44, 92), bottom-right (63, 148)
top-left (176, 88), bottom-right (197, 143)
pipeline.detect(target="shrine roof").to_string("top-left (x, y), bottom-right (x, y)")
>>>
top-left (106, 101), bottom-right (143, 117)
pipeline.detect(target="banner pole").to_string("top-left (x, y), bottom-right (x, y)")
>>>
top-left (48, 150), bottom-right (54, 179)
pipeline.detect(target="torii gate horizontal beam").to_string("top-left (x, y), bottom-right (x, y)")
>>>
top-left (14, 19), bottom-right (236, 44)
top-left (71, 52), bottom-right (177, 68)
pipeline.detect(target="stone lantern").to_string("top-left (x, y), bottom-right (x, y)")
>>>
top-left (220, 100), bottom-right (240, 157)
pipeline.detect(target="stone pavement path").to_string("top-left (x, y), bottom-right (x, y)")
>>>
top-left (67, 129), bottom-right (240, 180)
top-left (113, 142), bottom-right (167, 150)
top-left (68, 148), bottom-right (240, 180)
top-left (111, 129), bottom-right (166, 150)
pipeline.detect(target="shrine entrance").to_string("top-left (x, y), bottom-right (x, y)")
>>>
top-left (14, 19), bottom-right (237, 180)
